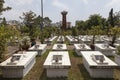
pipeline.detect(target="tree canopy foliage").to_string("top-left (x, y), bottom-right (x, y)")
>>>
top-left (108, 8), bottom-right (114, 27)
top-left (0, 0), bottom-right (11, 15)
top-left (0, 0), bottom-right (11, 25)
top-left (0, 25), bottom-right (20, 61)
top-left (20, 11), bottom-right (52, 38)
top-left (76, 14), bottom-right (107, 31)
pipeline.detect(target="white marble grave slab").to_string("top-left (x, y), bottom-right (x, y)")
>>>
top-left (43, 51), bottom-right (71, 77)
top-left (74, 44), bottom-right (91, 56)
top-left (95, 43), bottom-right (116, 56)
top-left (0, 51), bottom-right (37, 78)
top-left (52, 44), bottom-right (67, 51)
top-left (29, 44), bottom-right (47, 55)
top-left (81, 51), bottom-right (118, 78)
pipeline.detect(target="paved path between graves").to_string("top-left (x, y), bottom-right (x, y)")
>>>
top-left (5, 46), bottom-right (19, 59)
top-left (67, 45), bottom-right (74, 50)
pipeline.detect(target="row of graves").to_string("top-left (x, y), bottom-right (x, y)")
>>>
top-left (44, 35), bottom-right (120, 78)
top-left (44, 36), bottom-right (71, 77)
top-left (0, 35), bottom-right (120, 79)
top-left (71, 35), bottom-right (120, 78)
top-left (66, 35), bottom-right (120, 46)
top-left (0, 36), bottom-right (58, 78)
top-left (44, 36), bottom-right (57, 45)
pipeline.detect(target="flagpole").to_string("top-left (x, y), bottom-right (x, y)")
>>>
top-left (41, 0), bottom-right (43, 30)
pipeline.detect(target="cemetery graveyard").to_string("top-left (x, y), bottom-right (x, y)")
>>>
top-left (0, 35), bottom-right (120, 80)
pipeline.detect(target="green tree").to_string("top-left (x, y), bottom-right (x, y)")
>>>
top-left (20, 11), bottom-right (36, 29)
top-left (62, 30), bottom-right (72, 36)
top-left (20, 26), bottom-right (29, 35)
top-left (44, 17), bottom-right (52, 27)
top-left (20, 11), bottom-right (37, 36)
top-left (88, 26), bottom-right (103, 50)
top-left (0, 0), bottom-right (11, 24)
top-left (72, 27), bottom-right (78, 37)
top-left (108, 8), bottom-right (114, 27)
top-left (0, 25), bottom-right (20, 61)
top-left (101, 18), bottom-right (107, 29)
top-left (0, 0), bottom-right (11, 15)
top-left (76, 20), bottom-right (85, 29)
top-left (1, 17), bottom-right (7, 25)
top-left (87, 14), bottom-right (102, 29)
top-left (109, 26), bottom-right (120, 47)
top-left (75, 20), bottom-right (87, 34)
top-left (114, 11), bottom-right (120, 27)
top-left (34, 15), bottom-right (42, 28)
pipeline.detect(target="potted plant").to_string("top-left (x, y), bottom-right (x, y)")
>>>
top-left (30, 38), bottom-right (36, 47)
top-left (19, 37), bottom-right (30, 51)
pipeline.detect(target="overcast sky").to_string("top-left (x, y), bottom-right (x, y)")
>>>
top-left (1, 0), bottom-right (120, 25)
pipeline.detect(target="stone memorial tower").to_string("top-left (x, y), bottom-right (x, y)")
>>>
top-left (61, 11), bottom-right (68, 30)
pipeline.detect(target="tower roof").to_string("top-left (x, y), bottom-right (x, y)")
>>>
top-left (61, 10), bottom-right (68, 14)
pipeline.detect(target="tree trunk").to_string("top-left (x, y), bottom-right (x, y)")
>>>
top-left (110, 34), bottom-right (116, 47)
top-left (90, 35), bottom-right (95, 50)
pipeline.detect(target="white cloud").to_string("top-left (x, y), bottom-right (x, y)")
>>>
top-left (106, 0), bottom-right (116, 7)
top-left (82, 0), bottom-right (88, 5)
top-left (9, 0), bottom-right (34, 5)
top-left (106, 0), bottom-right (120, 7)
top-left (52, 0), bottom-right (69, 10)
top-left (1, 9), bottom-right (26, 21)
top-left (105, 0), bottom-right (120, 11)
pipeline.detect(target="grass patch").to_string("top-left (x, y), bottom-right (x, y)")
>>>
top-left (22, 50), bottom-right (50, 80)
top-left (108, 56), bottom-right (115, 61)
top-left (64, 38), bottom-right (70, 45)
top-left (68, 50), bottom-right (91, 80)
